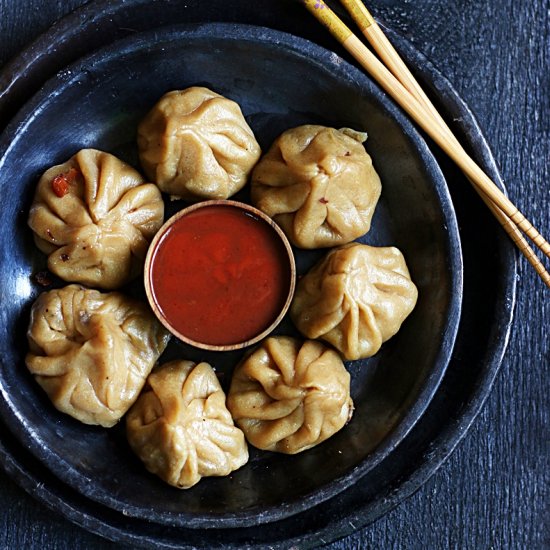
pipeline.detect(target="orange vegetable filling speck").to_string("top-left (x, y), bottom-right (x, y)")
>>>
top-left (51, 167), bottom-right (79, 197)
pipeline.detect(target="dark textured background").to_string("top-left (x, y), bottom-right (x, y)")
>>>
top-left (0, 1), bottom-right (548, 548)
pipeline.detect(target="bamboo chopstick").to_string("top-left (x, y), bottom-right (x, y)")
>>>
top-left (337, 0), bottom-right (550, 286)
top-left (301, 0), bottom-right (550, 287)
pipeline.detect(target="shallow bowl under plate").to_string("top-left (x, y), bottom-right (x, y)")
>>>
top-left (0, 24), bottom-right (462, 528)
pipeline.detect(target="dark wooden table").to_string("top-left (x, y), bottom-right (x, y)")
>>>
top-left (0, 1), bottom-right (548, 549)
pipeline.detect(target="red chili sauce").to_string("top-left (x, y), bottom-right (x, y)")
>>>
top-left (148, 204), bottom-right (292, 346)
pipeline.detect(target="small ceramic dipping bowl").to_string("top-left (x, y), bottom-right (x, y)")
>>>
top-left (144, 200), bottom-right (296, 351)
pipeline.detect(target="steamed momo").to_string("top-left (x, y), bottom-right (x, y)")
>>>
top-left (290, 243), bottom-right (418, 360)
top-left (26, 285), bottom-right (170, 427)
top-left (251, 125), bottom-right (381, 249)
top-left (227, 336), bottom-right (353, 454)
top-left (137, 87), bottom-right (262, 201)
top-left (126, 360), bottom-right (248, 489)
top-left (28, 149), bottom-right (164, 290)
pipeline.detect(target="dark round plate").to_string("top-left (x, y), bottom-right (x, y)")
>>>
top-left (0, 23), bottom-right (462, 528)
top-left (0, 1), bottom-right (516, 548)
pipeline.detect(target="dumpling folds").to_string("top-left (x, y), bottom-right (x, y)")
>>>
top-left (251, 125), bottom-right (381, 249)
top-left (227, 336), bottom-right (353, 454)
top-left (290, 243), bottom-right (418, 360)
top-left (28, 149), bottom-right (164, 290)
top-left (137, 87), bottom-right (262, 201)
top-left (26, 285), bottom-right (170, 427)
top-left (126, 360), bottom-right (248, 489)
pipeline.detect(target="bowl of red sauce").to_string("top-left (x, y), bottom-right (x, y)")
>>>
top-left (144, 200), bottom-right (296, 351)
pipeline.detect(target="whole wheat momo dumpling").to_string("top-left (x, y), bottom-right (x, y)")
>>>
top-left (126, 360), bottom-right (249, 489)
top-left (137, 87), bottom-right (262, 200)
top-left (290, 243), bottom-right (418, 360)
top-left (28, 149), bottom-right (164, 289)
top-left (227, 336), bottom-right (353, 454)
top-left (26, 285), bottom-right (170, 427)
top-left (251, 125), bottom-right (381, 249)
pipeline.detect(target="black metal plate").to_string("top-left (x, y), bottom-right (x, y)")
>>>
top-left (0, 1), bottom-right (515, 548)
top-left (0, 23), bottom-right (461, 528)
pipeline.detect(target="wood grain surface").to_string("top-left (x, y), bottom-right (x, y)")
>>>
top-left (0, 1), bottom-right (548, 549)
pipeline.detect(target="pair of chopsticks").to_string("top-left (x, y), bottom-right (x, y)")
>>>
top-left (302, 0), bottom-right (550, 288)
